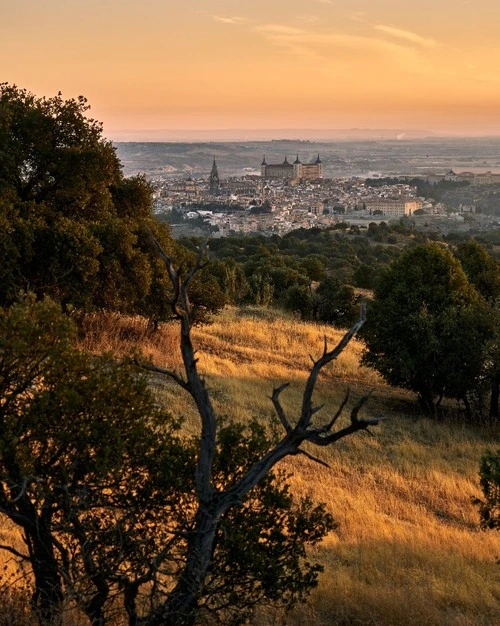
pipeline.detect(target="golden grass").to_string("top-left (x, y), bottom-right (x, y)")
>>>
top-left (8, 307), bottom-right (500, 625)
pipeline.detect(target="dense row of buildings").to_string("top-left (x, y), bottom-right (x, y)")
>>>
top-left (151, 157), bottom-right (500, 237)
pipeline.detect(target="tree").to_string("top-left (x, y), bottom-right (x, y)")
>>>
top-left (140, 236), bottom-right (384, 625)
top-left (362, 244), bottom-right (491, 417)
top-left (316, 277), bottom-right (359, 327)
top-left (0, 295), bottom-right (182, 625)
top-left (280, 284), bottom-right (313, 319)
top-left (0, 84), bottom-right (223, 323)
top-left (473, 450), bottom-right (500, 530)
top-left (0, 296), bottom-right (337, 626)
top-left (455, 241), bottom-right (500, 420)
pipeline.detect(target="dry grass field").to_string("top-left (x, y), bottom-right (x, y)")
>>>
top-left (76, 307), bottom-right (500, 626)
top-left (3, 307), bottom-right (497, 625)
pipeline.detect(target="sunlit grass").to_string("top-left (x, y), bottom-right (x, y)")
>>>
top-left (3, 306), bottom-right (498, 625)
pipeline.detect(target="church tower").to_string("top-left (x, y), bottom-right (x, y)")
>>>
top-left (293, 154), bottom-right (302, 179)
top-left (209, 157), bottom-right (220, 196)
top-left (315, 153), bottom-right (323, 178)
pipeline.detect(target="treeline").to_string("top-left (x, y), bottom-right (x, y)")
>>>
top-left (180, 225), bottom-right (498, 327)
top-left (181, 226), bottom-right (404, 324)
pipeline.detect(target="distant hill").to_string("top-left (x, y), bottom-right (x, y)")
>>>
top-left (114, 137), bottom-right (500, 179)
top-left (111, 128), bottom-right (437, 142)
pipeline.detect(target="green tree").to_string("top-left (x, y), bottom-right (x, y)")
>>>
top-left (473, 450), bottom-right (500, 530)
top-left (0, 296), bottom-right (339, 626)
top-left (280, 284), bottom-right (313, 319)
top-left (455, 241), bottom-right (500, 419)
top-left (0, 295), bottom-right (183, 625)
top-left (316, 277), bottom-right (359, 327)
top-left (362, 244), bottom-right (491, 416)
top-left (0, 84), bottom-right (223, 323)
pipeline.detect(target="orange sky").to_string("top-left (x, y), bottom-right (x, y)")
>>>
top-left (2, 0), bottom-right (500, 138)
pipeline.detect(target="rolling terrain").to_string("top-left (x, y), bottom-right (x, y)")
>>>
top-left (76, 307), bottom-right (500, 626)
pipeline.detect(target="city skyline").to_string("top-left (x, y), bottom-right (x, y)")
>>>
top-left (3, 0), bottom-right (500, 139)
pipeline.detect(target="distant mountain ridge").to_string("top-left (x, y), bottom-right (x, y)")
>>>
top-left (111, 128), bottom-right (437, 142)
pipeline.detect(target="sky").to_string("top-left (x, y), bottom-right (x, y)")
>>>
top-left (2, 0), bottom-right (500, 138)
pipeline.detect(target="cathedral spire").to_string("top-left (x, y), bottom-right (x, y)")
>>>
top-left (209, 157), bottom-right (220, 196)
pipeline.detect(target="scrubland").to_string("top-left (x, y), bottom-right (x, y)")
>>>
top-left (76, 306), bottom-right (500, 626)
top-left (3, 307), bottom-right (497, 625)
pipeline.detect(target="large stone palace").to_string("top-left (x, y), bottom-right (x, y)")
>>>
top-left (261, 154), bottom-right (323, 180)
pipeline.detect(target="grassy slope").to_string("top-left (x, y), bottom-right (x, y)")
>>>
top-left (80, 308), bottom-right (499, 624)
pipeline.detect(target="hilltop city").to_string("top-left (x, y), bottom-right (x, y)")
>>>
top-left (150, 154), bottom-right (500, 238)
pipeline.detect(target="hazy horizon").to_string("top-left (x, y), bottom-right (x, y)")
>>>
top-left (109, 128), bottom-right (500, 142)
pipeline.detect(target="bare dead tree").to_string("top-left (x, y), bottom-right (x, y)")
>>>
top-left (144, 235), bottom-right (385, 626)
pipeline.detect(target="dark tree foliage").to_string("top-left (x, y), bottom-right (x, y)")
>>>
top-left (455, 241), bottom-right (500, 420)
top-left (0, 84), bottom-right (223, 323)
top-left (279, 284), bottom-right (313, 319)
top-left (362, 244), bottom-right (492, 417)
top-left (0, 296), bottom-right (335, 626)
top-left (0, 295), bottom-right (182, 625)
top-left (455, 241), bottom-right (500, 305)
top-left (316, 278), bottom-right (359, 327)
top-left (473, 450), bottom-right (500, 530)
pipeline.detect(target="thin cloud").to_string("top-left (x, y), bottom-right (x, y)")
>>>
top-left (296, 15), bottom-right (320, 24)
top-left (212, 16), bottom-right (247, 25)
top-left (374, 24), bottom-right (437, 48)
top-left (256, 24), bottom-right (307, 36)
top-left (253, 22), bottom-right (433, 72)
top-left (350, 12), bottom-right (367, 22)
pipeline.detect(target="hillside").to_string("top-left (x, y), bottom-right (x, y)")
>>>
top-left (78, 307), bottom-right (500, 626)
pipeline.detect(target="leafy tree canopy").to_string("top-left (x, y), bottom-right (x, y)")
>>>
top-left (362, 243), bottom-right (492, 416)
top-left (0, 84), bottom-right (223, 322)
top-left (473, 449), bottom-right (500, 530)
top-left (0, 295), bottom-right (334, 625)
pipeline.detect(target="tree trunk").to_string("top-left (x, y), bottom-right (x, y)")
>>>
top-left (418, 391), bottom-right (436, 417)
top-left (146, 504), bottom-right (220, 626)
top-left (28, 527), bottom-right (64, 626)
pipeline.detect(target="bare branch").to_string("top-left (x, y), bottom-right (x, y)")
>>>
top-left (0, 543), bottom-right (30, 560)
top-left (311, 415), bottom-right (388, 446)
top-left (141, 362), bottom-right (189, 391)
top-left (10, 476), bottom-right (31, 503)
top-left (150, 231), bottom-right (217, 503)
top-left (298, 301), bottom-right (366, 431)
top-left (269, 383), bottom-right (292, 433)
top-left (298, 449), bottom-right (331, 468)
top-left (320, 389), bottom-right (350, 432)
top-left (350, 391), bottom-right (373, 424)
top-left (184, 241), bottom-right (208, 289)
top-left (310, 404), bottom-right (325, 416)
